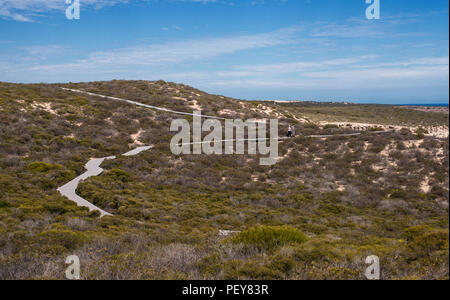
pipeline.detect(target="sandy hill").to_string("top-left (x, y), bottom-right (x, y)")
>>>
top-left (0, 80), bottom-right (448, 280)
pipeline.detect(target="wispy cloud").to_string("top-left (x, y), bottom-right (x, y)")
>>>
top-left (0, 0), bottom-right (218, 22)
top-left (206, 65), bottom-right (449, 91)
top-left (26, 26), bottom-right (301, 71)
top-left (0, 0), bottom-right (126, 22)
top-left (158, 55), bottom-right (449, 92)
top-left (3, 25), bottom-right (448, 96)
top-left (19, 44), bottom-right (68, 60)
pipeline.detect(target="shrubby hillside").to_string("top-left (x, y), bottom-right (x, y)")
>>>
top-left (0, 80), bottom-right (448, 279)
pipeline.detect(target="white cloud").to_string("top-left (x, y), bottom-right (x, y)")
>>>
top-left (231, 58), bottom-right (366, 74)
top-left (26, 27), bottom-right (300, 71)
top-left (158, 56), bottom-right (449, 91)
top-left (0, 0), bottom-right (219, 22)
top-left (0, 0), bottom-right (127, 22)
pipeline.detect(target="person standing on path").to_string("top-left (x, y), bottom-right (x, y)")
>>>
top-left (287, 125), bottom-right (294, 137)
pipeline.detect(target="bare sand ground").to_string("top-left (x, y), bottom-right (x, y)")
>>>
top-left (396, 106), bottom-right (449, 114)
top-left (317, 121), bottom-right (449, 139)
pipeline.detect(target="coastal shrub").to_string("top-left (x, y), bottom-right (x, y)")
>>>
top-left (403, 225), bottom-right (433, 242)
top-left (107, 169), bottom-right (130, 182)
top-left (39, 229), bottom-right (88, 250)
top-left (323, 124), bottom-right (339, 129)
top-left (0, 81), bottom-right (448, 280)
top-left (415, 127), bottom-right (428, 139)
top-left (69, 96), bottom-right (89, 106)
top-left (238, 261), bottom-right (284, 280)
top-left (229, 226), bottom-right (309, 250)
top-left (0, 200), bottom-right (11, 208)
top-left (268, 255), bottom-right (296, 275)
top-left (407, 230), bottom-right (449, 259)
top-left (27, 161), bottom-right (61, 172)
top-left (43, 198), bottom-right (77, 214)
top-left (0, 174), bottom-right (20, 193)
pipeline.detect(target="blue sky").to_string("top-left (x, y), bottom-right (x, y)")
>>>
top-left (0, 0), bottom-right (448, 104)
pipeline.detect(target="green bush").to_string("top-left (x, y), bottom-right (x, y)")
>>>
top-left (323, 124), bottom-right (339, 129)
top-left (403, 225), bottom-right (433, 242)
top-left (0, 174), bottom-right (19, 193)
top-left (69, 96), bottom-right (89, 106)
top-left (415, 127), bottom-right (429, 139)
top-left (39, 229), bottom-right (88, 250)
top-left (27, 161), bottom-right (62, 172)
top-left (238, 261), bottom-right (284, 280)
top-left (89, 210), bottom-right (101, 218)
top-left (229, 226), bottom-right (309, 250)
top-left (43, 202), bottom-right (71, 214)
top-left (268, 255), bottom-right (296, 274)
top-left (27, 161), bottom-right (53, 172)
top-left (107, 169), bottom-right (131, 182)
top-left (0, 200), bottom-right (12, 208)
top-left (407, 230), bottom-right (449, 259)
top-left (390, 188), bottom-right (408, 199)
top-left (196, 254), bottom-right (221, 277)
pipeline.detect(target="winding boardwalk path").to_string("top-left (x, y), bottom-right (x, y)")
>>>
top-left (62, 88), bottom-right (230, 121)
top-left (57, 157), bottom-right (115, 217)
top-left (57, 146), bottom-right (153, 217)
top-left (57, 88), bottom-right (394, 217)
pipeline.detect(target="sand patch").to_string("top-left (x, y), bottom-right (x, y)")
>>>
top-left (420, 177), bottom-right (432, 194)
top-left (218, 109), bottom-right (235, 115)
top-left (404, 140), bottom-right (423, 148)
top-left (364, 142), bottom-right (370, 151)
top-left (105, 117), bottom-right (114, 125)
top-left (426, 126), bottom-right (449, 139)
top-left (336, 183), bottom-right (346, 192)
top-left (278, 148), bottom-right (293, 162)
top-left (190, 100), bottom-right (202, 111)
top-left (318, 121), bottom-right (448, 139)
top-left (380, 142), bottom-right (395, 157)
top-left (372, 164), bottom-right (384, 172)
top-left (32, 102), bottom-right (57, 115)
top-left (129, 129), bottom-right (144, 146)
top-left (172, 96), bottom-right (188, 101)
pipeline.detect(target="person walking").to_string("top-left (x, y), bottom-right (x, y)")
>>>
top-left (287, 125), bottom-right (294, 137)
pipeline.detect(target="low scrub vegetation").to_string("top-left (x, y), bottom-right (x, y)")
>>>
top-left (0, 80), bottom-right (448, 280)
top-left (229, 226), bottom-right (309, 250)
